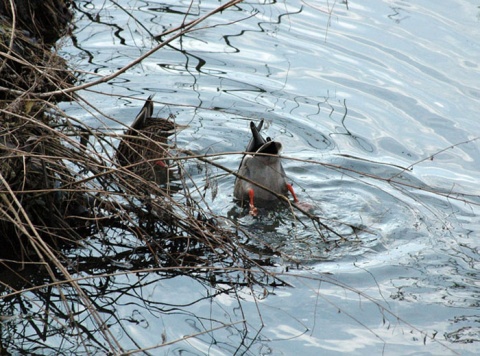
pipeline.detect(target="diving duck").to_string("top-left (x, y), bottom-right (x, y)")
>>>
top-left (116, 95), bottom-right (177, 185)
top-left (233, 120), bottom-right (298, 215)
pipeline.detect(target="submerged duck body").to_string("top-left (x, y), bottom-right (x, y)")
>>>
top-left (234, 120), bottom-right (298, 215)
top-left (116, 95), bottom-right (177, 185)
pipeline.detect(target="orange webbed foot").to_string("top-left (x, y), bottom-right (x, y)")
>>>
top-left (286, 183), bottom-right (314, 211)
top-left (248, 188), bottom-right (258, 216)
top-left (286, 183), bottom-right (299, 203)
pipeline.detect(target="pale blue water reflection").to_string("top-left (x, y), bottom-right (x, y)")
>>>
top-left (57, 0), bottom-right (480, 354)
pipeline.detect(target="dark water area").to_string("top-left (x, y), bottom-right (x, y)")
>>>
top-left (2, 0), bottom-right (480, 354)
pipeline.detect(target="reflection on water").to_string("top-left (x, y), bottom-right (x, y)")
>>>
top-left (3, 0), bottom-right (480, 354)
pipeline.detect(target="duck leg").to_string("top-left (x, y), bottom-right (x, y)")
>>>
top-left (248, 188), bottom-right (258, 216)
top-left (286, 183), bottom-right (299, 203)
top-left (287, 182), bottom-right (315, 211)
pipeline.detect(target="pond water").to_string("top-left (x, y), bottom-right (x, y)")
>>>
top-left (50, 0), bottom-right (480, 354)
